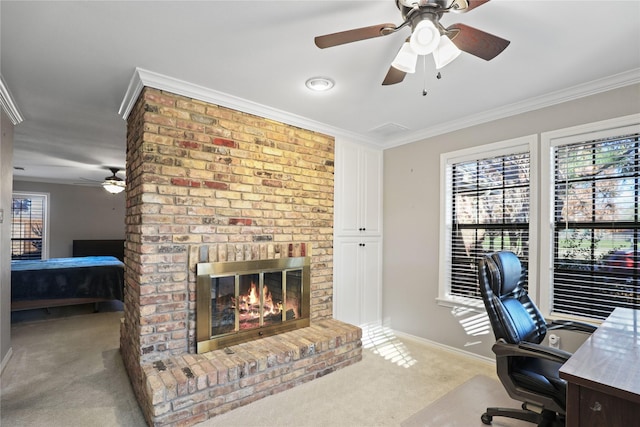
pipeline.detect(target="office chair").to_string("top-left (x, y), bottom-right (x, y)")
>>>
top-left (477, 251), bottom-right (596, 427)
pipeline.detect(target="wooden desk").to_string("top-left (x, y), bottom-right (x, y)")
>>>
top-left (559, 308), bottom-right (640, 427)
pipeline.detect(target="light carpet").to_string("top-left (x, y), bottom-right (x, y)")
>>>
top-left (1, 308), bottom-right (145, 426)
top-left (2, 307), bottom-right (504, 426)
top-left (401, 374), bottom-right (532, 427)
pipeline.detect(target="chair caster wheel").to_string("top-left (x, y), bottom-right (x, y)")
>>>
top-left (481, 413), bottom-right (492, 425)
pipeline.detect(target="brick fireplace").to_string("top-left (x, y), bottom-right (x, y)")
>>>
top-left (119, 83), bottom-right (362, 426)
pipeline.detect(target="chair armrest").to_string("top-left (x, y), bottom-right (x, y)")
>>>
top-left (547, 319), bottom-right (597, 334)
top-left (492, 339), bottom-right (572, 364)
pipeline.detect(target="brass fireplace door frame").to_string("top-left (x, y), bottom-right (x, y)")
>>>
top-left (196, 256), bottom-right (311, 353)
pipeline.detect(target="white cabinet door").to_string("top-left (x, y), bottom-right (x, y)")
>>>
top-left (360, 238), bottom-right (382, 326)
top-left (360, 146), bottom-right (382, 236)
top-left (335, 140), bottom-right (382, 237)
top-left (334, 237), bottom-right (382, 326)
top-left (334, 238), bottom-right (361, 326)
top-left (335, 141), bottom-right (361, 235)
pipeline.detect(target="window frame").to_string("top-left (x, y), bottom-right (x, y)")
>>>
top-left (540, 113), bottom-right (640, 322)
top-left (11, 191), bottom-right (50, 260)
top-left (438, 135), bottom-right (538, 310)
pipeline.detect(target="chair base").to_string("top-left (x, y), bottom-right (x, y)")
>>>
top-left (481, 407), bottom-right (564, 427)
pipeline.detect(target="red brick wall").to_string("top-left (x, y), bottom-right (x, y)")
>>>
top-left (121, 87), bottom-right (335, 369)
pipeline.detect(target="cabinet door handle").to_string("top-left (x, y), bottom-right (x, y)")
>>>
top-left (589, 401), bottom-right (602, 412)
top-left (359, 243), bottom-right (365, 247)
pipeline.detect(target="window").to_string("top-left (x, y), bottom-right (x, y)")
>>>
top-left (11, 192), bottom-right (49, 260)
top-left (439, 135), bottom-right (537, 307)
top-left (541, 115), bottom-right (640, 321)
top-left (439, 116), bottom-right (640, 321)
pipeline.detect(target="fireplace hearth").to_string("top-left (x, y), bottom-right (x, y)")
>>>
top-left (196, 256), bottom-right (311, 352)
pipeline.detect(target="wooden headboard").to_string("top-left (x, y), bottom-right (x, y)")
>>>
top-left (72, 239), bottom-right (125, 262)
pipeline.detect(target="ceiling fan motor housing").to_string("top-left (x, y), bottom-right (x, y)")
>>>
top-left (398, 0), bottom-right (444, 8)
top-left (396, 1), bottom-right (445, 36)
top-left (397, 0), bottom-right (452, 12)
top-left (105, 167), bottom-right (124, 182)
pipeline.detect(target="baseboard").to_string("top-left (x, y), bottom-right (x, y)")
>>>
top-left (1, 347), bottom-right (13, 376)
top-left (392, 329), bottom-right (496, 365)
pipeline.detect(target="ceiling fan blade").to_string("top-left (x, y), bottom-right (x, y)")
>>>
top-left (315, 23), bottom-right (396, 49)
top-left (447, 23), bottom-right (510, 61)
top-left (382, 66), bottom-right (406, 86)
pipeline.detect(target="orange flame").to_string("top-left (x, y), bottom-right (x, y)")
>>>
top-left (238, 282), bottom-right (282, 323)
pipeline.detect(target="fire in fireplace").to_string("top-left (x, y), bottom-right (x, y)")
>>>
top-left (196, 257), bottom-right (311, 352)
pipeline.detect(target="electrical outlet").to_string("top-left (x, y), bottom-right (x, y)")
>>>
top-left (549, 334), bottom-right (560, 349)
top-left (0, 208), bottom-right (4, 223)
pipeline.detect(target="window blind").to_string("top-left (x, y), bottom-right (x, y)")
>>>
top-left (552, 133), bottom-right (640, 319)
top-left (449, 151), bottom-right (530, 299)
top-left (11, 194), bottom-right (46, 260)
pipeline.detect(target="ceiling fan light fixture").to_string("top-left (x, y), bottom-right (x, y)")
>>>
top-left (102, 180), bottom-right (125, 194)
top-left (305, 77), bottom-right (335, 92)
top-left (391, 42), bottom-right (417, 74)
top-left (433, 35), bottom-right (462, 69)
top-left (102, 167), bottom-right (125, 194)
top-left (410, 18), bottom-right (440, 55)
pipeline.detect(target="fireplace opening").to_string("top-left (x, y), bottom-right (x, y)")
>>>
top-left (196, 257), bottom-right (310, 353)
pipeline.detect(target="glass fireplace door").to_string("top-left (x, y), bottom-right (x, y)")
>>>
top-left (197, 257), bottom-right (311, 352)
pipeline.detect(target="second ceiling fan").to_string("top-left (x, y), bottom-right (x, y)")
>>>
top-left (314, 0), bottom-right (510, 85)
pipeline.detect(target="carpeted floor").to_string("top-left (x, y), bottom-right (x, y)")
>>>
top-left (401, 375), bottom-right (532, 427)
top-left (2, 307), bottom-right (509, 426)
top-left (2, 305), bottom-right (145, 426)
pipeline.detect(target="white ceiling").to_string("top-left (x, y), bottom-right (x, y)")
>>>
top-left (2, 0), bottom-right (640, 185)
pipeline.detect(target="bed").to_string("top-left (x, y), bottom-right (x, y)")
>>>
top-left (11, 256), bottom-right (125, 311)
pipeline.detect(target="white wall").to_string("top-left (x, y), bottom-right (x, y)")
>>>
top-left (1, 110), bottom-right (14, 372)
top-left (383, 84), bottom-right (640, 359)
top-left (12, 181), bottom-right (125, 258)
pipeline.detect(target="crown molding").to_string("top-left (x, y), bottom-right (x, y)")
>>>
top-left (0, 74), bottom-right (24, 125)
top-left (120, 67), bottom-right (640, 151)
top-left (119, 68), bottom-right (377, 147)
top-left (384, 68), bottom-right (640, 148)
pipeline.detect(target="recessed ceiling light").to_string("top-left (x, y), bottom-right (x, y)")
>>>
top-left (305, 77), bottom-right (334, 92)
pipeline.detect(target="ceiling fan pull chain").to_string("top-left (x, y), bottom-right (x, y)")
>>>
top-left (422, 55), bottom-right (428, 96)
